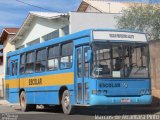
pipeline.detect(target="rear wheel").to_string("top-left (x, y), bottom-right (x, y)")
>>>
top-left (20, 91), bottom-right (36, 111)
top-left (61, 90), bottom-right (74, 114)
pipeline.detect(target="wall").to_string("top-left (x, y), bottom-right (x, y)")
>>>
top-left (82, 2), bottom-right (128, 13)
top-left (149, 40), bottom-right (160, 105)
top-left (15, 17), bottom-right (69, 49)
top-left (0, 70), bottom-right (4, 98)
top-left (3, 35), bottom-right (15, 68)
top-left (70, 12), bottom-right (121, 34)
top-left (0, 34), bottom-right (15, 98)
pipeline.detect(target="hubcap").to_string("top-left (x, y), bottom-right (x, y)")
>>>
top-left (21, 94), bottom-right (26, 107)
top-left (64, 95), bottom-right (70, 109)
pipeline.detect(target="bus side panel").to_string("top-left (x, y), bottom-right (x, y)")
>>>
top-left (5, 79), bottom-right (19, 103)
top-left (24, 84), bottom-right (75, 105)
top-left (26, 91), bottom-right (35, 104)
top-left (35, 91), bottom-right (59, 104)
top-left (7, 88), bottom-right (19, 103)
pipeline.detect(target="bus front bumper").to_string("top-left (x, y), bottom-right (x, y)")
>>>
top-left (90, 95), bottom-right (152, 105)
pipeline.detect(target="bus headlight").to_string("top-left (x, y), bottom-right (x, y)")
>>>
top-left (140, 89), bottom-right (150, 95)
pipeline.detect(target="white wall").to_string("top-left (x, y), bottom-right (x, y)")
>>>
top-left (69, 12), bottom-right (121, 34)
top-left (15, 17), bottom-right (69, 48)
top-left (15, 12), bottom-right (121, 49)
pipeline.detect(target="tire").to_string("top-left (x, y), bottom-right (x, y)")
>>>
top-left (20, 91), bottom-right (36, 112)
top-left (61, 90), bottom-right (74, 115)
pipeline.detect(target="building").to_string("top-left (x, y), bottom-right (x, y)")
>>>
top-left (149, 40), bottom-right (160, 105)
top-left (0, 28), bottom-right (19, 98)
top-left (77, 0), bottom-right (129, 13)
top-left (77, 0), bottom-right (160, 13)
top-left (10, 11), bottom-right (121, 49)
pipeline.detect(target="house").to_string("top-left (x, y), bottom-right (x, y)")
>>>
top-left (10, 11), bottom-right (121, 49)
top-left (77, 0), bottom-right (160, 13)
top-left (0, 28), bottom-right (19, 98)
top-left (77, 0), bottom-right (129, 13)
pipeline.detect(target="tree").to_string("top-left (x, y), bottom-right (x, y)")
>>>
top-left (116, 4), bottom-right (160, 40)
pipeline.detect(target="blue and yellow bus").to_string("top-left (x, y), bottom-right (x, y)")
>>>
top-left (5, 29), bottom-right (152, 114)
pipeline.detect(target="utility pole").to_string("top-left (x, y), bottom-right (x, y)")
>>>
top-left (108, 3), bottom-right (111, 13)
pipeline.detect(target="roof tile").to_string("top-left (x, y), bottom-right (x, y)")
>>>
top-left (4, 28), bottom-right (19, 34)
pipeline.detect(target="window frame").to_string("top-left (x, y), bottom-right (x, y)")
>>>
top-left (6, 57), bottom-right (10, 76)
top-left (47, 44), bottom-right (60, 71)
top-left (25, 51), bottom-right (36, 74)
top-left (35, 48), bottom-right (47, 73)
top-left (60, 41), bottom-right (73, 70)
top-left (20, 53), bottom-right (26, 75)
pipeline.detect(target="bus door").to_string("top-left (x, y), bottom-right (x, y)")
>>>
top-left (76, 46), bottom-right (90, 105)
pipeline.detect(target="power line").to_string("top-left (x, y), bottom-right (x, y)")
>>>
top-left (15, 0), bottom-right (60, 12)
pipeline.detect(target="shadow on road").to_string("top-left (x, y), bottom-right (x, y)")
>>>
top-left (18, 105), bottom-right (160, 116)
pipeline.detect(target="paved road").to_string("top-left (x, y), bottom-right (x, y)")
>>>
top-left (0, 105), bottom-right (160, 120)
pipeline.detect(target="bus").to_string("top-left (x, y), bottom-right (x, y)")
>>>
top-left (5, 29), bottom-right (152, 114)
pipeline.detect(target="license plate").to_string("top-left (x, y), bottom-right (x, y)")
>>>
top-left (121, 98), bottom-right (131, 103)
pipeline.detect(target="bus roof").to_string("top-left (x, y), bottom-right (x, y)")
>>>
top-left (7, 28), bottom-right (146, 57)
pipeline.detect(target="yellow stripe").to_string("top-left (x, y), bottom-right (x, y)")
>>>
top-left (5, 72), bottom-right (74, 89)
top-left (5, 79), bottom-right (19, 88)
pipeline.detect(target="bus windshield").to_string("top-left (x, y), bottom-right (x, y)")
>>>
top-left (91, 42), bottom-right (150, 79)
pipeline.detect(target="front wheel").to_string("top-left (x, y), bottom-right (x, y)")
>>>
top-left (61, 90), bottom-right (74, 115)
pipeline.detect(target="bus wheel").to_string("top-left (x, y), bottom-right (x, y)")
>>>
top-left (20, 91), bottom-right (34, 111)
top-left (61, 90), bottom-right (74, 115)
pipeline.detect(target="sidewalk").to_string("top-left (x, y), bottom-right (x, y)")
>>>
top-left (0, 99), bottom-right (10, 106)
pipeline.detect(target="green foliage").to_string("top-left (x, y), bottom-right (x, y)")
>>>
top-left (116, 4), bottom-right (160, 40)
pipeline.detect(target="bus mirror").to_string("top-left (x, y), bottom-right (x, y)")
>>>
top-left (87, 50), bottom-right (92, 61)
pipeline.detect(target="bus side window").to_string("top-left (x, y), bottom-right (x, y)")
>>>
top-left (60, 42), bottom-right (73, 69)
top-left (6, 57), bottom-right (10, 76)
top-left (20, 54), bottom-right (25, 74)
top-left (35, 49), bottom-right (46, 72)
top-left (77, 49), bottom-right (82, 78)
top-left (26, 51), bottom-right (35, 74)
top-left (84, 47), bottom-right (90, 77)
top-left (48, 45), bottom-right (59, 71)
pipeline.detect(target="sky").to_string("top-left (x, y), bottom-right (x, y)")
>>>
top-left (0, 0), bottom-right (82, 32)
top-left (0, 0), bottom-right (159, 33)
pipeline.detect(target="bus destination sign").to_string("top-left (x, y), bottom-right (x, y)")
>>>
top-left (93, 30), bottom-right (147, 42)
top-left (109, 33), bottom-right (134, 39)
